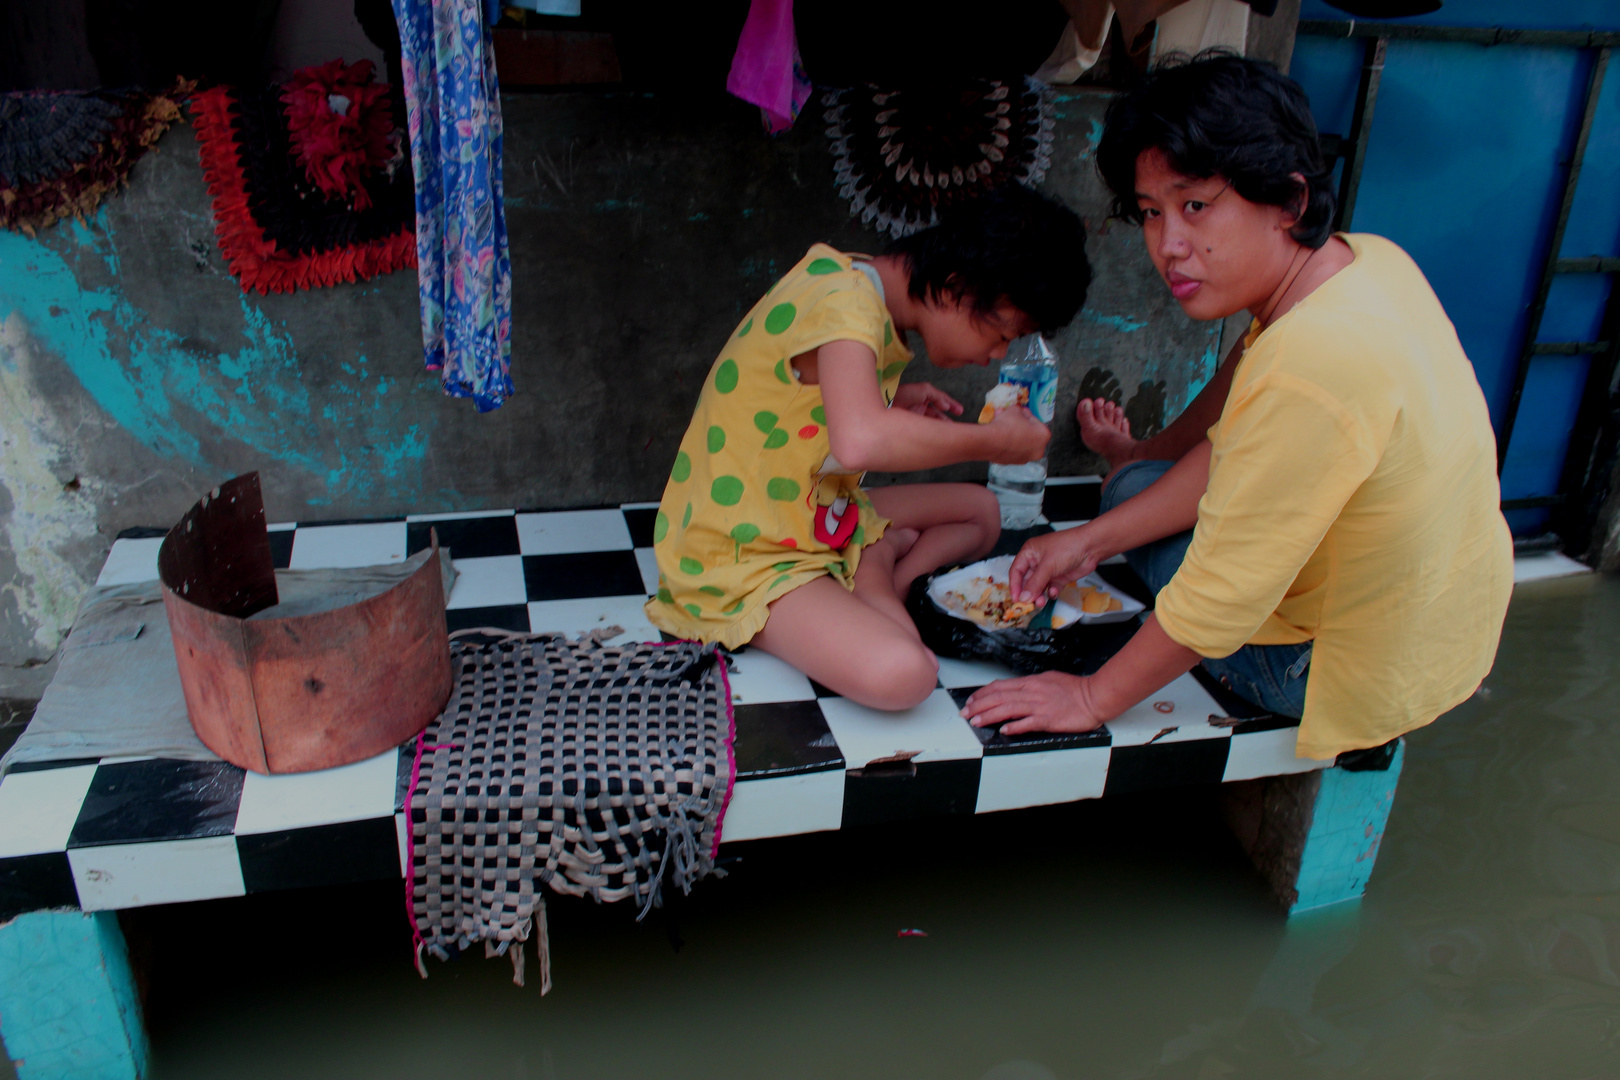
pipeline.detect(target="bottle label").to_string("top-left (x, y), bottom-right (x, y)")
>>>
top-left (1000, 365), bottom-right (1058, 423)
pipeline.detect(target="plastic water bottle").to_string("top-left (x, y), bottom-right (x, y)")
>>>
top-left (986, 334), bottom-right (1058, 529)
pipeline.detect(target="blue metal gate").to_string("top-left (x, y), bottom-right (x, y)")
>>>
top-left (1289, 1), bottom-right (1620, 546)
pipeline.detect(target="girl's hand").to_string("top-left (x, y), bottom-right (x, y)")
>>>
top-left (1008, 525), bottom-right (1103, 604)
top-left (984, 406), bottom-right (1051, 464)
top-left (961, 672), bottom-right (1107, 735)
top-left (892, 382), bottom-right (963, 420)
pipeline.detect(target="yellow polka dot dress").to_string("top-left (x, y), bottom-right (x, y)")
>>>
top-left (645, 245), bottom-right (912, 648)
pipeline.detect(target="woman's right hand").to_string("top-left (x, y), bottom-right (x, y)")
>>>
top-left (1008, 525), bottom-right (1105, 605)
top-left (985, 406), bottom-right (1052, 464)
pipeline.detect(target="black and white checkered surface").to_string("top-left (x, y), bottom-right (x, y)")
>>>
top-left (0, 478), bottom-right (1323, 919)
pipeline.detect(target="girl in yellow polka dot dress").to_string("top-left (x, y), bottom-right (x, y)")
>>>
top-left (647, 186), bottom-right (1091, 710)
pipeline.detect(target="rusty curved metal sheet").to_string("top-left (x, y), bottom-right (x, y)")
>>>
top-left (160, 473), bottom-right (452, 774)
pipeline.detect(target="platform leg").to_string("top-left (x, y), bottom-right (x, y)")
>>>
top-left (1222, 739), bottom-right (1404, 915)
top-left (0, 909), bottom-right (149, 1080)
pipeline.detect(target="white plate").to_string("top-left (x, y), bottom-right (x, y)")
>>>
top-left (928, 555), bottom-right (1143, 630)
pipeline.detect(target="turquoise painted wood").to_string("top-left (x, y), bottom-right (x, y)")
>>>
top-left (0, 909), bottom-right (148, 1080)
top-left (1289, 741), bottom-right (1405, 914)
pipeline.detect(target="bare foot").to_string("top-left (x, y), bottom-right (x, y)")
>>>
top-left (1077, 398), bottom-right (1137, 471)
top-left (885, 526), bottom-right (921, 561)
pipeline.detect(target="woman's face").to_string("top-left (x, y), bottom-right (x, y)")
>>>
top-left (1134, 147), bottom-right (1301, 322)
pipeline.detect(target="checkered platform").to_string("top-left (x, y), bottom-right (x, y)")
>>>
top-left (0, 478), bottom-right (1322, 919)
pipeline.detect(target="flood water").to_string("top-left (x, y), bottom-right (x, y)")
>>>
top-left (12, 572), bottom-right (1620, 1079)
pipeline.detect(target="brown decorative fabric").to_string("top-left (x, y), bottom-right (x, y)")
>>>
top-left (0, 82), bottom-right (190, 237)
top-left (407, 632), bottom-right (735, 990)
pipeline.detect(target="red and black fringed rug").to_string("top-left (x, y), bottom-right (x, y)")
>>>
top-left (1, 83), bottom-right (189, 236)
top-left (191, 61), bottom-right (415, 295)
top-left (822, 77), bottom-right (1055, 239)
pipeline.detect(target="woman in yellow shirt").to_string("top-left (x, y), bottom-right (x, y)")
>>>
top-left (962, 54), bottom-right (1513, 760)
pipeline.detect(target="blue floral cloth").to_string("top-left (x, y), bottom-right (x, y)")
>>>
top-left (391, 0), bottom-right (514, 412)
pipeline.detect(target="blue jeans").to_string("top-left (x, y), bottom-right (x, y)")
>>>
top-left (1104, 460), bottom-right (1313, 719)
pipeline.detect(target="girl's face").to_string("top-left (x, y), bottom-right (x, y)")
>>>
top-left (916, 294), bottom-right (1034, 368)
top-left (1134, 147), bottom-right (1302, 322)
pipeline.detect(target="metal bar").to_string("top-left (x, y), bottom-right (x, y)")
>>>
top-left (1532, 341), bottom-right (1611, 355)
top-left (1299, 20), bottom-right (1620, 48)
top-left (1501, 495), bottom-right (1567, 510)
top-left (1550, 266), bottom-right (1620, 553)
top-left (1334, 36), bottom-right (1387, 231)
top-left (1496, 46), bottom-right (1610, 474)
top-left (1556, 256), bottom-right (1620, 274)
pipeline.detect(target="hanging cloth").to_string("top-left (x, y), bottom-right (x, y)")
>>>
top-left (390, 0), bottom-right (515, 412)
top-left (726, 0), bottom-right (813, 135)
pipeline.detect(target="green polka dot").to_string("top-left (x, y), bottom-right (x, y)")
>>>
top-left (766, 477), bottom-right (801, 501)
top-left (679, 556), bottom-right (704, 576)
top-left (881, 361), bottom-right (908, 380)
top-left (763, 429), bottom-right (789, 449)
top-left (768, 574), bottom-right (792, 591)
top-left (753, 410), bottom-right (778, 434)
top-left (683, 603), bottom-right (702, 618)
top-left (884, 321), bottom-right (894, 346)
top-left (730, 523), bottom-right (761, 545)
top-left (682, 502), bottom-right (692, 528)
top-left (657, 587), bottom-right (674, 604)
top-left (653, 511), bottom-right (669, 543)
top-left (772, 561), bottom-right (797, 571)
top-left (774, 358), bottom-right (791, 384)
top-left (698, 585), bottom-right (726, 597)
top-left (706, 425), bottom-right (726, 453)
top-left (671, 452), bottom-right (691, 483)
top-left (715, 359), bottom-right (739, 394)
top-left (711, 475), bottom-right (745, 506)
top-left (722, 599), bottom-right (746, 616)
top-left (806, 257), bottom-right (842, 275)
top-left (764, 303), bottom-right (797, 335)
top-left (737, 317), bottom-right (753, 338)
top-left (811, 405), bottom-right (826, 425)
top-left (851, 524), bottom-right (865, 547)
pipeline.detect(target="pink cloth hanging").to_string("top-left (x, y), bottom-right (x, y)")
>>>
top-left (726, 0), bottom-right (811, 134)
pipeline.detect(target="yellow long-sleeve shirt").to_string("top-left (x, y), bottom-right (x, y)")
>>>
top-left (1155, 234), bottom-right (1513, 760)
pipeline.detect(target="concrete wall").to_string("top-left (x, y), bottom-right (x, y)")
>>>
top-left (0, 86), bottom-right (1231, 696)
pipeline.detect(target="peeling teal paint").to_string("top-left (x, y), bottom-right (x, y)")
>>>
top-left (593, 199), bottom-right (640, 212)
top-left (687, 211), bottom-right (710, 222)
top-left (1081, 308), bottom-right (1147, 333)
top-left (0, 222), bottom-right (436, 505)
top-left (1173, 323), bottom-right (1224, 413)
top-left (1079, 119), bottom-right (1104, 162)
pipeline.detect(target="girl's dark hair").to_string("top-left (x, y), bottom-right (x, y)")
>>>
top-left (884, 183), bottom-right (1090, 334)
top-left (1096, 51), bottom-right (1336, 248)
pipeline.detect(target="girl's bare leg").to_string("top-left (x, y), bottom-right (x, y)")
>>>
top-left (868, 483), bottom-right (1001, 596)
top-left (751, 575), bottom-right (939, 710)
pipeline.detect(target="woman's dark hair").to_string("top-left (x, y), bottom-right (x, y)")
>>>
top-left (884, 183), bottom-right (1090, 334)
top-left (1096, 51), bottom-right (1336, 248)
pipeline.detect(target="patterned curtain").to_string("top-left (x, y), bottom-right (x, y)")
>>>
top-left (390, 0), bottom-right (514, 412)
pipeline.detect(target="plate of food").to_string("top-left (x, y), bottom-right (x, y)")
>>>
top-left (927, 556), bottom-right (1143, 632)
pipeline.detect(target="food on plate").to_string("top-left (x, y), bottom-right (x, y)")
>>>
top-left (1057, 581), bottom-right (1124, 615)
top-left (941, 575), bottom-right (1038, 628)
top-left (977, 382), bottom-right (1028, 423)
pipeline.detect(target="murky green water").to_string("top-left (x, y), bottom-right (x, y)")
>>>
top-left (19, 574), bottom-right (1620, 1080)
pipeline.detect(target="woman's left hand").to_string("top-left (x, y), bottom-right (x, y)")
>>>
top-left (961, 671), bottom-right (1110, 735)
top-left (893, 382), bottom-right (964, 420)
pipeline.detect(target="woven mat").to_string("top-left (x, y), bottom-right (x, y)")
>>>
top-left (190, 82), bottom-right (414, 294)
top-left (406, 632), bottom-right (735, 990)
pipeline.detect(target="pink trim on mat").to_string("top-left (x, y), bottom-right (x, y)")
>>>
top-left (403, 733), bottom-right (460, 958)
top-left (713, 650), bottom-right (738, 858)
top-left (648, 638), bottom-right (739, 859)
